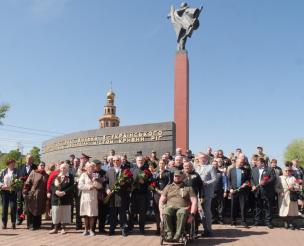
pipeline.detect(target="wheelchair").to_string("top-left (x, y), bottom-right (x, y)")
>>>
top-left (160, 213), bottom-right (196, 245)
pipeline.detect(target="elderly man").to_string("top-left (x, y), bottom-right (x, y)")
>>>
top-left (129, 155), bottom-right (150, 234)
top-left (106, 155), bottom-right (131, 236)
top-left (159, 170), bottom-right (197, 242)
top-left (194, 152), bottom-right (217, 237)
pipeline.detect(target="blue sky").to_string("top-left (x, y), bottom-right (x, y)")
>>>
top-left (0, 0), bottom-right (303, 164)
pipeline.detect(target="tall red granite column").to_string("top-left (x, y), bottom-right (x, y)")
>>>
top-left (174, 51), bottom-right (189, 152)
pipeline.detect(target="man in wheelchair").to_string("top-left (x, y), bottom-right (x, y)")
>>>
top-left (159, 170), bottom-right (198, 242)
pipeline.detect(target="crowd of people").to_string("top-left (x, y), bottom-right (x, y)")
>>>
top-left (0, 146), bottom-right (303, 240)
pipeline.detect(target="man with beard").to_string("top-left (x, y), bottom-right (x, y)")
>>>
top-left (159, 170), bottom-right (197, 242)
top-left (128, 155), bottom-right (151, 234)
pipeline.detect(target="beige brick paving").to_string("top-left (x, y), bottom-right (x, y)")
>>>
top-left (0, 221), bottom-right (303, 246)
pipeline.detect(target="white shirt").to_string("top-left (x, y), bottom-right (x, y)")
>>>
top-left (258, 167), bottom-right (264, 183)
top-left (3, 169), bottom-right (14, 187)
top-left (26, 164), bottom-right (31, 174)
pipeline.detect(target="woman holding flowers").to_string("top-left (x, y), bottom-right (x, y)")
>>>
top-left (276, 166), bottom-right (302, 229)
top-left (0, 159), bottom-right (19, 229)
top-left (23, 162), bottom-right (48, 230)
top-left (49, 162), bottom-right (74, 234)
top-left (78, 162), bottom-right (102, 236)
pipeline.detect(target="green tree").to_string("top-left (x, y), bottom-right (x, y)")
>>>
top-left (30, 146), bottom-right (41, 164)
top-left (284, 139), bottom-right (304, 167)
top-left (0, 103), bottom-right (10, 124)
top-left (0, 149), bottom-right (24, 169)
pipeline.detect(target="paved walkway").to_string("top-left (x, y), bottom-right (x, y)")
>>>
top-left (0, 222), bottom-right (303, 246)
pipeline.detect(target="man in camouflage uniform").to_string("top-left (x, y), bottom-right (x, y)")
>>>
top-left (159, 170), bottom-right (197, 242)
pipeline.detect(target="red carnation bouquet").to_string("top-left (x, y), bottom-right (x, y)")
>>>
top-left (262, 175), bottom-right (270, 183)
top-left (103, 169), bottom-right (133, 204)
top-left (148, 181), bottom-right (157, 191)
top-left (137, 169), bottom-right (152, 182)
top-left (133, 168), bottom-right (153, 190)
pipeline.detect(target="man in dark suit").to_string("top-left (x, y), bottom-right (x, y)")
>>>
top-left (128, 155), bottom-right (151, 235)
top-left (17, 154), bottom-right (37, 225)
top-left (228, 158), bottom-right (251, 227)
top-left (251, 157), bottom-right (276, 228)
top-left (106, 155), bottom-right (132, 237)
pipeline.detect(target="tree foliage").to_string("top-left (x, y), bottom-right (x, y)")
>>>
top-left (0, 103), bottom-right (10, 124)
top-left (30, 146), bottom-right (41, 164)
top-left (284, 139), bottom-right (304, 167)
top-left (0, 149), bottom-right (24, 170)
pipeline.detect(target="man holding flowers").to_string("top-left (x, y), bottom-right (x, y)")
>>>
top-left (228, 158), bottom-right (251, 227)
top-left (105, 155), bottom-right (133, 237)
top-left (251, 157), bottom-right (276, 228)
top-left (128, 155), bottom-right (152, 234)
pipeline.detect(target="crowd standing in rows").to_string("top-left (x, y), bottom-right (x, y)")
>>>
top-left (0, 146), bottom-right (303, 239)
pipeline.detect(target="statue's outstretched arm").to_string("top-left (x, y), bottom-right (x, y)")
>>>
top-left (167, 5), bottom-right (174, 19)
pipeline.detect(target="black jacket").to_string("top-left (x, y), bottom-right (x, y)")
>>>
top-left (184, 170), bottom-right (203, 198)
top-left (18, 164), bottom-right (37, 178)
top-left (251, 166), bottom-right (276, 199)
top-left (131, 166), bottom-right (150, 194)
top-left (155, 169), bottom-right (171, 191)
top-left (50, 174), bottom-right (74, 206)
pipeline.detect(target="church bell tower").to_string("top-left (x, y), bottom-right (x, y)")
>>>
top-left (99, 89), bottom-right (120, 128)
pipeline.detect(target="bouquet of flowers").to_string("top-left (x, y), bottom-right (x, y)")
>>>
top-left (148, 181), bottom-right (157, 191)
top-left (9, 177), bottom-right (24, 192)
top-left (233, 181), bottom-right (251, 193)
top-left (294, 178), bottom-right (304, 199)
top-left (137, 169), bottom-right (152, 183)
top-left (252, 175), bottom-right (270, 192)
top-left (262, 175), bottom-right (270, 183)
top-left (103, 169), bottom-right (133, 204)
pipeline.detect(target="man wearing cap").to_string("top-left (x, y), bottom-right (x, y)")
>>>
top-left (159, 170), bottom-right (197, 242)
top-left (91, 159), bottom-right (108, 233)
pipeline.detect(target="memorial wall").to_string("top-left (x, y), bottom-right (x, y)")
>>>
top-left (42, 122), bottom-right (175, 163)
